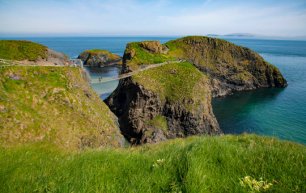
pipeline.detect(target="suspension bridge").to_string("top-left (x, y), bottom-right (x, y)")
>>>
top-left (0, 58), bottom-right (184, 84)
top-left (90, 60), bottom-right (184, 84)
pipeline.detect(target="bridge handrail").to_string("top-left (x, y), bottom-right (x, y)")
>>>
top-left (91, 59), bottom-right (185, 84)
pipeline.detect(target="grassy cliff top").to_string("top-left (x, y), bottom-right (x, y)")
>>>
top-left (123, 37), bottom-right (236, 71)
top-left (166, 36), bottom-right (287, 86)
top-left (124, 36), bottom-right (286, 88)
top-left (0, 134), bottom-right (304, 192)
top-left (0, 40), bottom-right (48, 61)
top-left (165, 36), bottom-right (256, 70)
top-left (0, 66), bottom-right (123, 149)
top-left (81, 49), bottom-right (121, 60)
top-left (133, 62), bottom-right (209, 104)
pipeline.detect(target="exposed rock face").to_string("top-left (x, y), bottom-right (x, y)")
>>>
top-left (46, 48), bottom-right (70, 66)
top-left (165, 36), bottom-right (287, 97)
top-left (139, 41), bottom-right (169, 54)
top-left (106, 45), bottom-right (221, 144)
top-left (106, 77), bottom-right (220, 144)
top-left (106, 36), bottom-right (287, 145)
top-left (78, 50), bottom-right (121, 67)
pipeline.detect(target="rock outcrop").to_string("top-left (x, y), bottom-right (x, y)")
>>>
top-left (78, 49), bottom-right (121, 67)
top-left (165, 36), bottom-right (287, 96)
top-left (106, 67), bottom-right (220, 144)
top-left (106, 37), bottom-right (287, 145)
top-left (46, 48), bottom-right (71, 66)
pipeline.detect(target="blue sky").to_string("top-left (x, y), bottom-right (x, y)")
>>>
top-left (0, 0), bottom-right (306, 37)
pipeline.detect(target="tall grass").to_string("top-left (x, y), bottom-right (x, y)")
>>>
top-left (0, 135), bottom-right (305, 193)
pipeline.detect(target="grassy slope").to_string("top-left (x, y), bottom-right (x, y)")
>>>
top-left (0, 66), bottom-right (123, 149)
top-left (0, 40), bottom-right (48, 61)
top-left (0, 135), bottom-right (304, 193)
top-left (133, 62), bottom-right (208, 104)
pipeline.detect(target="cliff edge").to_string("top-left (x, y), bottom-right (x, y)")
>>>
top-left (0, 41), bottom-right (124, 150)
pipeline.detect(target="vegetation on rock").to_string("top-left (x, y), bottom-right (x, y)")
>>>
top-left (133, 61), bottom-right (207, 103)
top-left (0, 135), bottom-right (304, 193)
top-left (147, 115), bottom-right (168, 132)
top-left (78, 49), bottom-right (121, 67)
top-left (106, 60), bottom-right (220, 144)
top-left (0, 66), bottom-right (123, 150)
top-left (0, 40), bottom-right (48, 61)
top-left (165, 36), bottom-right (287, 96)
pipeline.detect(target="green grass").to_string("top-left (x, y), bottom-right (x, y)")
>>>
top-left (0, 135), bottom-right (304, 193)
top-left (165, 36), bottom-right (239, 73)
top-left (133, 62), bottom-right (208, 104)
top-left (0, 66), bottom-right (123, 150)
top-left (147, 115), bottom-right (168, 131)
top-left (0, 40), bottom-right (47, 61)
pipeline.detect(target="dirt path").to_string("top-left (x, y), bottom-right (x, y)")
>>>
top-left (0, 58), bottom-right (74, 67)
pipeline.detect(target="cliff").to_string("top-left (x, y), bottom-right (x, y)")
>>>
top-left (78, 49), bottom-right (122, 67)
top-left (106, 61), bottom-right (220, 144)
top-left (165, 36), bottom-right (287, 96)
top-left (0, 40), bottom-right (70, 66)
top-left (0, 41), bottom-right (124, 150)
top-left (106, 36), bottom-right (287, 144)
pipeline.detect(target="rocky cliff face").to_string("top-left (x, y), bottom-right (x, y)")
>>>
top-left (106, 52), bottom-right (221, 144)
top-left (106, 36), bottom-right (287, 145)
top-left (107, 76), bottom-right (220, 144)
top-left (78, 49), bottom-right (121, 67)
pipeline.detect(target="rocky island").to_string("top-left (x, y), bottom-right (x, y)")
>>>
top-left (78, 49), bottom-right (121, 67)
top-left (106, 36), bottom-right (287, 144)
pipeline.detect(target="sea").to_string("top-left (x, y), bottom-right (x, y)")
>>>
top-left (1, 36), bottom-right (305, 144)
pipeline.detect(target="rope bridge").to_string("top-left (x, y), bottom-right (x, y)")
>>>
top-left (90, 60), bottom-right (184, 84)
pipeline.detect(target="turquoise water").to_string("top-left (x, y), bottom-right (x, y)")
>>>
top-left (1, 37), bottom-right (305, 144)
top-left (212, 39), bottom-right (306, 144)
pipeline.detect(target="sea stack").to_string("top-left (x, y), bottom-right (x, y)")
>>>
top-left (78, 49), bottom-right (122, 67)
